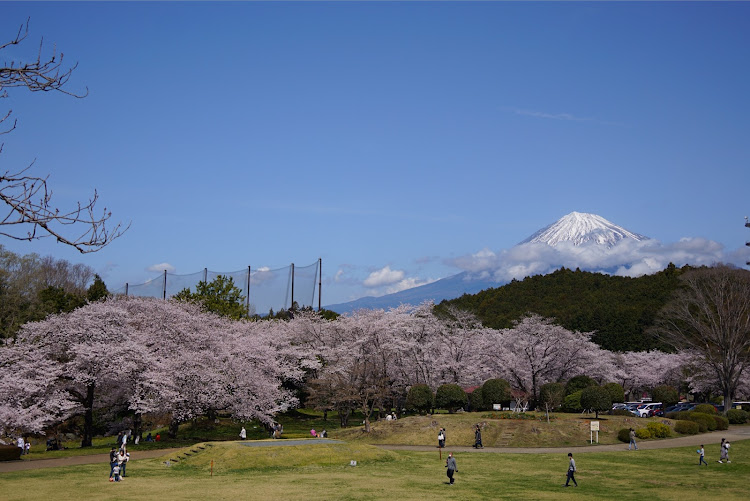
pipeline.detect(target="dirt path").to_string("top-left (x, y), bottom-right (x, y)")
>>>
top-left (1, 426), bottom-right (748, 473)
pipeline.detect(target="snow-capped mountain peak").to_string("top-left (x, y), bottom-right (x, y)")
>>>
top-left (519, 212), bottom-right (648, 248)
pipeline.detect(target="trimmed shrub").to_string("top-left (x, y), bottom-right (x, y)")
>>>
top-left (617, 428), bottom-right (631, 443)
top-left (674, 420), bottom-right (700, 435)
top-left (646, 422), bottom-right (671, 438)
top-left (666, 411), bottom-right (687, 420)
top-left (435, 384), bottom-right (468, 413)
top-left (468, 389), bottom-right (484, 412)
top-left (0, 445), bottom-right (22, 461)
top-left (687, 412), bottom-right (714, 432)
top-left (635, 428), bottom-right (651, 439)
top-left (481, 378), bottom-right (511, 410)
top-left (713, 415), bottom-right (729, 431)
top-left (603, 382), bottom-right (625, 404)
top-left (406, 384), bottom-right (434, 415)
top-left (580, 386), bottom-right (612, 418)
top-left (565, 375), bottom-right (597, 396)
top-left (693, 404), bottom-right (717, 415)
top-left (651, 385), bottom-right (679, 408)
top-left (726, 409), bottom-right (749, 424)
top-left (562, 390), bottom-right (583, 412)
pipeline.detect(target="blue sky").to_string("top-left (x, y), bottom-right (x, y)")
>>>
top-left (1, 1), bottom-right (749, 306)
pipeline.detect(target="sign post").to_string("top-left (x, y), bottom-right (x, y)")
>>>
top-left (590, 421), bottom-right (599, 444)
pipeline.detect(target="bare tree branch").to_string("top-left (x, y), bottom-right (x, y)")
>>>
top-left (0, 19), bottom-right (127, 253)
top-left (651, 265), bottom-right (750, 413)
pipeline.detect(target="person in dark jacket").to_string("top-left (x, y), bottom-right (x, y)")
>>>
top-left (474, 424), bottom-right (483, 448)
top-left (445, 453), bottom-right (458, 485)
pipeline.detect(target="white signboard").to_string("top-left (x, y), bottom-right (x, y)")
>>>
top-left (493, 404), bottom-right (501, 411)
top-left (590, 421), bottom-right (600, 431)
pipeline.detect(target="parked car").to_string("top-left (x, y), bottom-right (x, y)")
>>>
top-left (625, 403), bottom-right (640, 416)
top-left (636, 402), bottom-right (663, 417)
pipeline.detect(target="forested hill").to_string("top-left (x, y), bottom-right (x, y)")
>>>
top-left (438, 264), bottom-right (692, 352)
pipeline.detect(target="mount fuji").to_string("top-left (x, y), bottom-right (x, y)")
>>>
top-left (325, 212), bottom-right (649, 313)
top-left (520, 212), bottom-right (648, 248)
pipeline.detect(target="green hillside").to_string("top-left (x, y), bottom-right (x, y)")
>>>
top-left (438, 263), bottom-right (692, 352)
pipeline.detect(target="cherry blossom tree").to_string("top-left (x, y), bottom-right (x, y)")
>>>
top-left (482, 314), bottom-right (612, 405)
top-left (0, 296), bottom-right (303, 444)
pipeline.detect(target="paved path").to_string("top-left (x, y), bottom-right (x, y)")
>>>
top-left (0, 448), bottom-right (184, 474)
top-left (1, 427), bottom-right (747, 473)
top-left (240, 439), bottom-right (343, 447)
top-left (375, 426), bottom-right (750, 454)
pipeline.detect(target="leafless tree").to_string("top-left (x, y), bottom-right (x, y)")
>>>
top-left (1, 19), bottom-right (128, 253)
top-left (652, 265), bottom-right (750, 413)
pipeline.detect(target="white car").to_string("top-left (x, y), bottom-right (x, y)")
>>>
top-left (636, 402), bottom-right (662, 417)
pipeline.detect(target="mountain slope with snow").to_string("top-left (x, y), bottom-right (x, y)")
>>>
top-left (326, 212), bottom-right (650, 313)
top-left (519, 212), bottom-right (647, 248)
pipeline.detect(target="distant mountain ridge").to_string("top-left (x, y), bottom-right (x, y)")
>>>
top-left (325, 212), bottom-right (649, 314)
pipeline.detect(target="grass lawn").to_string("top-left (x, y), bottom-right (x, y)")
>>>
top-left (333, 410), bottom-right (679, 447)
top-left (15, 409), bottom-right (716, 461)
top-left (1, 438), bottom-right (748, 500)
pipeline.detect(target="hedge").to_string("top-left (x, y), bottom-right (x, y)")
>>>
top-left (635, 428), bottom-right (651, 440)
top-left (687, 412), bottom-right (714, 432)
top-left (674, 420), bottom-right (700, 435)
top-left (617, 428), bottom-right (631, 443)
top-left (712, 415), bottom-right (729, 431)
top-left (646, 422), bottom-right (671, 438)
top-left (693, 404), bottom-right (717, 415)
top-left (726, 409), bottom-right (749, 424)
top-left (0, 445), bottom-right (22, 461)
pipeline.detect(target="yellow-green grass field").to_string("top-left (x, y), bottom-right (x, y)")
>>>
top-left (334, 411), bottom-right (676, 447)
top-left (1, 439), bottom-right (747, 501)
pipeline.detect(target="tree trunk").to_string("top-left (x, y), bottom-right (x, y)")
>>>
top-left (81, 383), bottom-right (95, 447)
top-left (132, 413), bottom-right (142, 442)
top-left (168, 418), bottom-right (180, 439)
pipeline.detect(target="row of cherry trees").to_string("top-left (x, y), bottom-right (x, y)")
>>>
top-left (0, 297), bottom-right (311, 445)
top-left (2, 298), bottom-right (745, 443)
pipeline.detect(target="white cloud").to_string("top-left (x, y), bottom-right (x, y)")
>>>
top-left (363, 265), bottom-right (405, 288)
top-left (386, 277), bottom-right (437, 294)
top-left (334, 269), bottom-right (345, 282)
top-left (146, 262), bottom-right (176, 274)
top-left (449, 237), bottom-right (747, 284)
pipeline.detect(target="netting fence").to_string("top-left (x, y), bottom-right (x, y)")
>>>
top-left (112, 259), bottom-right (321, 316)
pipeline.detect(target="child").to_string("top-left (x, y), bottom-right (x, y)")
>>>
top-left (698, 445), bottom-right (707, 466)
top-left (112, 464), bottom-right (121, 482)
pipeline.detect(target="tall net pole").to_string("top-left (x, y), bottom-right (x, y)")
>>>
top-left (246, 265), bottom-right (251, 316)
top-left (318, 258), bottom-right (322, 312)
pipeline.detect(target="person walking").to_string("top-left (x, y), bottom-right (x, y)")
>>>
top-left (718, 438), bottom-right (727, 463)
top-left (438, 428), bottom-right (446, 448)
top-left (698, 445), bottom-right (707, 466)
top-left (628, 428), bottom-right (638, 450)
top-left (445, 453), bottom-right (458, 485)
top-left (474, 425), bottom-right (483, 449)
top-left (239, 426), bottom-right (246, 440)
top-left (564, 453), bottom-right (578, 487)
top-left (723, 440), bottom-right (731, 463)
